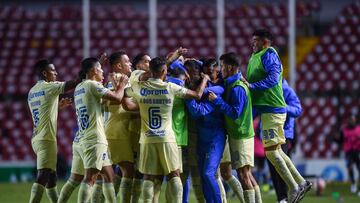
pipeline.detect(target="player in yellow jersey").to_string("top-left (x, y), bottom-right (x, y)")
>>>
top-left (74, 57), bottom-right (128, 203)
top-left (103, 51), bottom-right (141, 203)
top-left (27, 59), bottom-right (80, 203)
top-left (123, 57), bottom-right (209, 203)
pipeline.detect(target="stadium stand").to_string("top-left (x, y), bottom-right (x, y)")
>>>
top-left (296, 1), bottom-right (360, 158)
top-left (0, 1), bottom-right (358, 162)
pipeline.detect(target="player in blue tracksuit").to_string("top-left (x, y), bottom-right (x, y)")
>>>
top-left (186, 84), bottom-right (226, 203)
top-left (267, 79), bottom-right (302, 202)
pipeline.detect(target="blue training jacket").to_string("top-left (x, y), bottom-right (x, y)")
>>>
top-left (185, 83), bottom-right (226, 143)
top-left (211, 73), bottom-right (248, 120)
top-left (282, 79), bottom-right (302, 139)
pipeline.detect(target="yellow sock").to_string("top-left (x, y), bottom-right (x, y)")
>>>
top-left (266, 150), bottom-right (298, 190)
top-left (29, 183), bottom-right (45, 203)
top-left (244, 189), bottom-right (255, 203)
top-left (216, 176), bottom-right (227, 203)
top-left (142, 180), bottom-right (154, 203)
top-left (58, 179), bottom-right (80, 203)
top-left (120, 177), bottom-right (132, 203)
top-left (91, 181), bottom-right (103, 203)
top-left (254, 185), bottom-right (262, 203)
top-left (131, 179), bottom-right (142, 203)
top-left (113, 175), bottom-right (122, 196)
top-left (166, 177), bottom-right (183, 203)
top-left (279, 148), bottom-right (306, 184)
top-left (46, 186), bottom-right (58, 203)
top-left (153, 179), bottom-right (162, 203)
top-left (225, 175), bottom-right (245, 203)
top-left (103, 183), bottom-right (116, 203)
top-left (77, 183), bottom-right (92, 203)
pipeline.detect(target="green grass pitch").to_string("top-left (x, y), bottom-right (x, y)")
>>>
top-left (0, 181), bottom-right (359, 202)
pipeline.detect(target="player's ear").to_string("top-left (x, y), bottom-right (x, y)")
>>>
top-left (116, 62), bottom-right (122, 70)
top-left (41, 70), bottom-right (47, 79)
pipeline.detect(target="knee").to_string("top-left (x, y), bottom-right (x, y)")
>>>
top-left (167, 170), bottom-right (180, 180)
top-left (119, 162), bottom-right (135, 178)
top-left (71, 173), bottom-right (84, 183)
top-left (238, 168), bottom-right (251, 182)
top-left (83, 175), bottom-right (95, 185)
top-left (46, 171), bottom-right (57, 188)
top-left (220, 164), bottom-right (232, 180)
top-left (36, 169), bottom-right (52, 185)
top-left (83, 170), bottom-right (100, 185)
top-left (101, 167), bottom-right (115, 183)
top-left (134, 170), bottom-right (143, 179)
top-left (201, 170), bottom-right (216, 183)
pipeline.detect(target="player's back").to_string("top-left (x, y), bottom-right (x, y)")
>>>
top-left (129, 78), bottom-right (187, 144)
top-left (74, 80), bottom-right (108, 146)
top-left (28, 80), bottom-right (64, 142)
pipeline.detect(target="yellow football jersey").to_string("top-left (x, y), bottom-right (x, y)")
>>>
top-left (74, 80), bottom-right (108, 146)
top-left (28, 80), bottom-right (65, 142)
top-left (129, 70), bottom-right (145, 85)
top-left (126, 78), bottom-right (187, 144)
top-left (104, 80), bottom-right (133, 140)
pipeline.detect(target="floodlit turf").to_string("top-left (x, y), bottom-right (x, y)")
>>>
top-left (0, 181), bottom-right (359, 202)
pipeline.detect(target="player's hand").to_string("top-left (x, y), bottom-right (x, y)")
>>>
top-left (200, 73), bottom-right (210, 81)
top-left (117, 74), bottom-right (129, 88)
top-left (176, 47), bottom-right (188, 56)
top-left (208, 91), bottom-right (217, 101)
top-left (99, 52), bottom-right (108, 66)
top-left (241, 76), bottom-right (250, 88)
top-left (59, 97), bottom-right (72, 109)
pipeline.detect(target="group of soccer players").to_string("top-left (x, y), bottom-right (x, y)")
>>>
top-left (27, 28), bottom-right (312, 203)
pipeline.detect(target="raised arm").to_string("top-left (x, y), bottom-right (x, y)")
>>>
top-left (184, 74), bottom-right (210, 100)
top-left (64, 77), bottom-right (81, 92)
top-left (166, 47), bottom-right (188, 66)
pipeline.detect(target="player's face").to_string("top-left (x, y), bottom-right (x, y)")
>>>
top-left (188, 66), bottom-right (201, 83)
top-left (94, 62), bottom-right (104, 82)
top-left (138, 55), bottom-right (151, 71)
top-left (220, 60), bottom-right (229, 79)
top-left (120, 55), bottom-right (132, 76)
top-left (43, 64), bottom-right (58, 82)
top-left (204, 64), bottom-right (219, 81)
top-left (252, 36), bottom-right (265, 53)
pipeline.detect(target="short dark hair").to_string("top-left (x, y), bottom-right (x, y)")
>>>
top-left (132, 53), bottom-right (147, 69)
top-left (202, 58), bottom-right (218, 69)
top-left (220, 52), bottom-right (239, 68)
top-left (184, 59), bottom-right (202, 72)
top-left (79, 57), bottom-right (99, 79)
top-left (168, 67), bottom-right (186, 78)
top-left (34, 59), bottom-right (51, 79)
top-left (252, 28), bottom-right (273, 41)
top-left (149, 57), bottom-right (166, 73)
top-left (109, 51), bottom-right (126, 66)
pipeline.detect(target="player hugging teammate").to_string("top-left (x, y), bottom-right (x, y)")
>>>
top-left (28, 28), bottom-right (311, 203)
